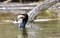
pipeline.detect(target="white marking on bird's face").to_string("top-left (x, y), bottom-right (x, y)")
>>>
top-left (13, 18), bottom-right (23, 24)
top-left (17, 15), bottom-right (25, 19)
top-left (13, 15), bottom-right (25, 24)
top-left (16, 15), bottom-right (25, 23)
top-left (18, 18), bottom-right (23, 23)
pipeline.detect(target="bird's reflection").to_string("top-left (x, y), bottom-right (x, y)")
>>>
top-left (21, 28), bottom-right (28, 38)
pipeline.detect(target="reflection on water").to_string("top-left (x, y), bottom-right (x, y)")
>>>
top-left (21, 28), bottom-right (28, 38)
top-left (0, 21), bottom-right (60, 38)
top-left (19, 21), bottom-right (58, 38)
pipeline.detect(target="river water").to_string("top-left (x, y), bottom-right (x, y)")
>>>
top-left (17, 21), bottom-right (60, 38)
top-left (0, 20), bottom-right (60, 38)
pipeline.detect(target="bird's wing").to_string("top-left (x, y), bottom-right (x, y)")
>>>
top-left (27, 0), bottom-right (59, 21)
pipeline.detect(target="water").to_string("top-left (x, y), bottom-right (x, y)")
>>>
top-left (0, 21), bottom-right (60, 38)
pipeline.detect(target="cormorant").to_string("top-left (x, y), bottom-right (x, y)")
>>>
top-left (16, 14), bottom-right (28, 28)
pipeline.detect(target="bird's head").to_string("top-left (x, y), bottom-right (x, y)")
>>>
top-left (16, 15), bottom-right (25, 22)
top-left (16, 14), bottom-right (28, 28)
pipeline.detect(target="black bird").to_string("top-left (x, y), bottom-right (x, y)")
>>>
top-left (16, 14), bottom-right (28, 28)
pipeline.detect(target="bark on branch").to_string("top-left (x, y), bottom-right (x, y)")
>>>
top-left (28, 0), bottom-right (60, 21)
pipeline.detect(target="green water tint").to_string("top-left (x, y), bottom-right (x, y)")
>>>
top-left (0, 21), bottom-right (59, 38)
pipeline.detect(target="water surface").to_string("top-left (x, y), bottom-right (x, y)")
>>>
top-left (0, 21), bottom-right (60, 38)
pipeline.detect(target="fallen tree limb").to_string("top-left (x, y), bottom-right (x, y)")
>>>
top-left (28, 0), bottom-right (60, 21)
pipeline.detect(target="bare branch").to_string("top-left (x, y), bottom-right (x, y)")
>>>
top-left (28, 0), bottom-right (60, 21)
